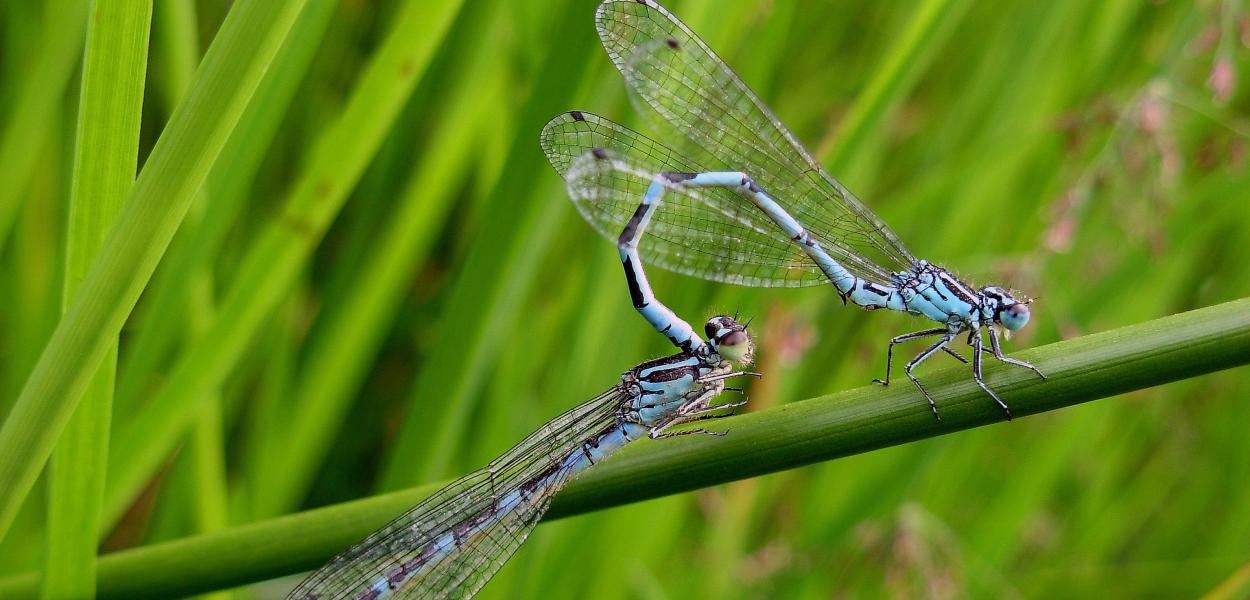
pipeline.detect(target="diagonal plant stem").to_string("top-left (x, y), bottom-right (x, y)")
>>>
top-left (0, 297), bottom-right (1246, 599)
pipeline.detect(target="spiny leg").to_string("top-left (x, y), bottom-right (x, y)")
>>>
top-left (682, 398), bottom-right (748, 417)
top-left (649, 426), bottom-right (727, 440)
top-left (903, 333), bottom-right (956, 420)
top-left (676, 388), bottom-right (748, 419)
top-left (649, 414), bottom-right (720, 439)
top-left (873, 327), bottom-right (948, 386)
top-left (617, 170), bottom-right (706, 354)
top-left (649, 389), bottom-right (747, 439)
top-left (672, 388), bottom-right (719, 416)
top-left (649, 406), bottom-right (745, 439)
top-left (942, 347), bottom-right (969, 364)
top-left (971, 329), bottom-right (1013, 420)
top-left (986, 324), bottom-right (1045, 379)
top-left (700, 370), bottom-right (762, 384)
top-left (695, 371), bottom-right (759, 409)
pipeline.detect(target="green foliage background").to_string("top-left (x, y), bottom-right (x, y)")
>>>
top-left (1, 0), bottom-right (1248, 598)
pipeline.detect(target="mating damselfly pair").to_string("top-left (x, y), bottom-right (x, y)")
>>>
top-left (290, 1), bottom-right (1042, 598)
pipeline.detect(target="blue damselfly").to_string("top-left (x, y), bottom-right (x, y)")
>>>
top-left (541, 0), bottom-right (1045, 420)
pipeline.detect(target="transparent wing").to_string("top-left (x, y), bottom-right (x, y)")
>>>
top-left (288, 388), bottom-right (625, 600)
top-left (540, 111), bottom-right (827, 288)
top-left (594, 0), bottom-right (918, 285)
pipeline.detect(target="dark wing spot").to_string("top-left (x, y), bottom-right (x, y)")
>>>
top-left (570, 111), bottom-right (584, 121)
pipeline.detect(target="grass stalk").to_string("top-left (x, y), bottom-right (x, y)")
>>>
top-left (0, 297), bottom-right (1244, 598)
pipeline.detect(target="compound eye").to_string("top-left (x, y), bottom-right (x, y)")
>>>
top-left (1000, 303), bottom-right (1031, 331)
top-left (719, 330), bottom-right (747, 348)
top-left (716, 329), bottom-right (751, 363)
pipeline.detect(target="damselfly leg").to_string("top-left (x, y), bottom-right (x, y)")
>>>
top-left (987, 324), bottom-right (1047, 378)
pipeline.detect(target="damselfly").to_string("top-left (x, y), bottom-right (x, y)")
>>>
top-left (541, 0), bottom-right (1045, 420)
top-left (287, 321), bottom-right (755, 598)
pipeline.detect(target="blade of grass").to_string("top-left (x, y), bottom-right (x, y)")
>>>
top-left (152, 0), bottom-right (199, 109)
top-left (0, 0), bottom-right (89, 251)
top-left (0, 130), bottom-right (68, 571)
top-left (113, 0), bottom-right (338, 414)
top-left (251, 11), bottom-right (500, 517)
top-left (0, 297), bottom-right (1244, 598)
top-left (0, 0), bottom-right (309, 542)
top-left (101, 0), bottom-right (466, 530)
top-left (188, 386), bottom-right (229, 537)
top-left (41, 1), bottom-right (151, 597)
top-left (824, 0), bottom-right (970, 175)
top-left (237, 304), bottom-right (305, 521)
top-left (377, 0), bottom-right (597, 489)
top-left (149, 5), bottom-right (233, 589)
top-left (1202, 560), bottom-right (1250, 600)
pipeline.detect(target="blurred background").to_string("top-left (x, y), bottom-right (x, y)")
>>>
top-left (1, 0), bottom-right (1249, 598)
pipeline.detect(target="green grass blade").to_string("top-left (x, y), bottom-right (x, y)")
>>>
top-left (188, 392), bottom-right (229, 536)
top-left (41, 2), bottom-right (151, 597)
top-left (113, 0), bottom-right (338, 413)
top-left (154, 4), bottom-right (234, 593)
top-left (1203, 560), bottom-right (1250, 600)
top-left (377, 0), bottom-right (598, 489)
top-left (824, 0), bottom-right (970, 174)
top-left (152, 0), bottom-right (199, 109)
top-left (0, 0), bottom-right (88, 251)
top-left (0, 0), bottom-right (309, 542)
top-left (101, 0), bottom-right (466, 529)
top-left (0, 297), bottom-right (1243, 598)
top-left (251, 20), bottom-right (500, 517)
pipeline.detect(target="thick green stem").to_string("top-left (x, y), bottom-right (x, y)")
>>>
top-left (0, 298), bottom-right (1246, 598)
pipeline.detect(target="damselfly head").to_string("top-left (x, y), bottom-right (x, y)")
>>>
top-left (982, 286), bottom-right (1031, 332)
top-left (705, 315), bottom-right (754, 365)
